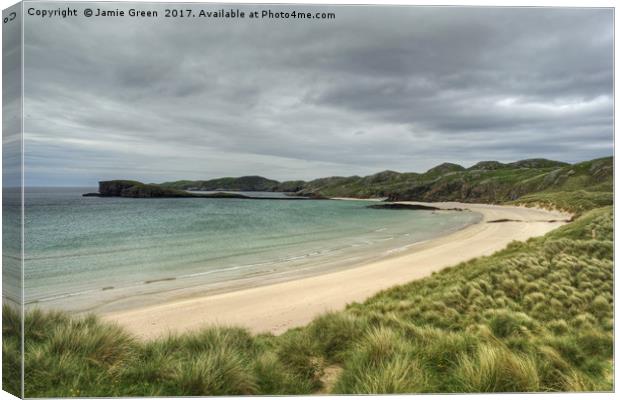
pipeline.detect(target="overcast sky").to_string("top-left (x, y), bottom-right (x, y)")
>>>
top-left (23, 5), bottom-right (613, 186)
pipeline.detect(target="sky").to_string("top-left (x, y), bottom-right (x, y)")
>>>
top-left (22, 4), bottom-right (613, 186)
top-left (3, 1), bottom-right (22, 188)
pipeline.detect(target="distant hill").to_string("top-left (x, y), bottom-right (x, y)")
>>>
top-left (295, 157), bottom-right (612, 204)
top-left (467, 159), bottom-right (569, 171)
top-left (508, 158), bottom-right (570, 169)
top-left (425, 162), bottom-right (466, 175)
top-left (161, 176), bottom-right (281, 191)
top-left (152, 156), bottom-right (611, 209)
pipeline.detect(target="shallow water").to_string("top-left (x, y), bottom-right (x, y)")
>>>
top-left (24, 187), bottom-right (480, 312)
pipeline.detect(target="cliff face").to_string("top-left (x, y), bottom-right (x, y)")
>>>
top-left (98, 180), bottom-right (139, 196)
top-left (97, 180), bottom-right (195, 198)
top-left (88, 181), bottom-right (296, 199)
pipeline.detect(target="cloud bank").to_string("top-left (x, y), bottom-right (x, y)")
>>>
top-left (23, 5), bottom-right (613, 185)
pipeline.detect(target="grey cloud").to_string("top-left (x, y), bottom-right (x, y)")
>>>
top-left (21, 3), bottom-right (613, 186)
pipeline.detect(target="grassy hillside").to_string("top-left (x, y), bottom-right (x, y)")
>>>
top-left (512, 191), bottom-right (613, 216)
top-left (297, 157), bottom-right (612, 205)
top-left (4, 198), bottom-right (613, 396)
top-left (155, 157), bottom-right (611, 209)
top-left (161, 176), bottom-right (281, 192)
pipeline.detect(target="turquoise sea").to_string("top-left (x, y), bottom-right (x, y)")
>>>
top-left (23, 188), bottom-right (481, 312)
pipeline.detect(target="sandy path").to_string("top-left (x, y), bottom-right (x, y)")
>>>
top-left (102, 202), bottom-right (569, 340)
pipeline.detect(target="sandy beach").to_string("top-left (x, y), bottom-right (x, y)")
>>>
top-left (103, 202), bottom-right (570, 340)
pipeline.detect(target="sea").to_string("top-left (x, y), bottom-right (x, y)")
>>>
top-left (21, 187), bottom-right (481, 313)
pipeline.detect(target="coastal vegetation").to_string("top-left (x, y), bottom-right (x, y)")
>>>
top-left (512, 190), bottom-right (613, 216)
top-left (4, 183), bottom-right (613, 395)
top-left (160, 176), bottom-right (284, 192)
top-left (157, 157), bottom-right (612, 207)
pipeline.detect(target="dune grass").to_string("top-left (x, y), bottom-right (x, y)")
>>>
top-left (510, 190), bottom-right (613, 215)
top-left (3, 204), bottom-right (613, 396)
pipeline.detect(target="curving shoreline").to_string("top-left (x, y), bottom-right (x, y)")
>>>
top-left (102, 201), bottom-right (570, 340)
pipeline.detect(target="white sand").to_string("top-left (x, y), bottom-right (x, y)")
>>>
top-left (102, 202), bottom-right (570, 340)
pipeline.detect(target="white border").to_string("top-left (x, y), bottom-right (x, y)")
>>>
top-left (0, 1), bottom-right (616, 400)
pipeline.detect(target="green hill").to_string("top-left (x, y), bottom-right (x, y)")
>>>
top-left (425, 162), bottom-right (466, 175)
top-left (153, 157), bottom-right (611, 212)
top-left (296, 157), bottom-right (612, 210)
top-left (161, 176), bottom-right (282, 192)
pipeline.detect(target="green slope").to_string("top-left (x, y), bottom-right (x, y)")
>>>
top-left (151, 157), bottom-right (611, 209)
top-left (296, 157), bottom-right (611, 208)
top-left (161, 176), bottom-right (282, 192)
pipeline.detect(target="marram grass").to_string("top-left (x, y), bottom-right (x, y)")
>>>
top-left (3, 206), bottom-right (613, 396)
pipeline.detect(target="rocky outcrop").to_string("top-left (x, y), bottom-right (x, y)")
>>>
top-left (95, 180), bottom-right (197, 198)
top-left (367, 203), bottom-right (442, 211)
top-left (276, 180), bottom-right (306, 192)
top-left (85, 181), bottom-right (249, 198)
top-left (83, 180), bottom-right (319, 200)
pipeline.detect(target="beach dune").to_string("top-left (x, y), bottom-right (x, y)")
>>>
top-left (103, 202), bottom-right (570, 339)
